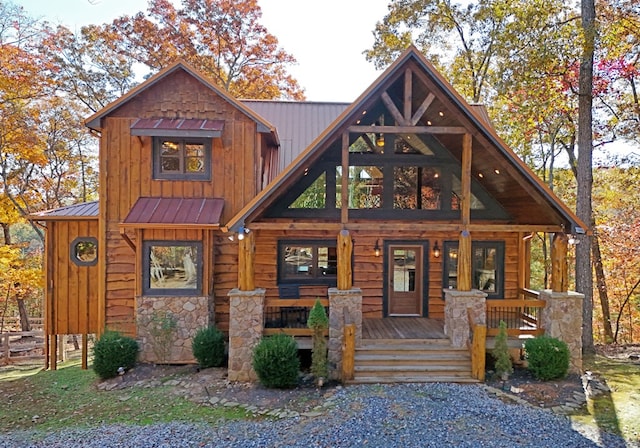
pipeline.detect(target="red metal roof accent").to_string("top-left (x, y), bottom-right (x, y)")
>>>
top-left (130, 118), bottom-right (224, 137)
top-left (30, 201), bottom-right (99, 220)
top-left (122, 197), bottom-right (224, 228)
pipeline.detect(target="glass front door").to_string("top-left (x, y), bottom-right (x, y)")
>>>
top-left (388, 245), bottom-right (422, 315)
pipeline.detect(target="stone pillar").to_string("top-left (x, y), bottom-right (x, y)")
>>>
top-left (227, 288), bottom-right (265, 382)
top-left (328, 287), bottom-right (362, 380)
top-left (540, 290), bottom-right (584, 373)
top-left (444, 289), bottom-right (487, 348)
top-left (136, 295), bottom-right (209, 364)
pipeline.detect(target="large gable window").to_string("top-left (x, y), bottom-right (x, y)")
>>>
top-left (153, 138), bottom-right (211, 180)
top-left (278, 240), bottom-right (338, 285)
top-left (143, 241), bottom-right (203, 295)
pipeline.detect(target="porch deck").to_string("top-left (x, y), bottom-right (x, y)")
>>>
top-left (362, 317), bottom-right (446, 340)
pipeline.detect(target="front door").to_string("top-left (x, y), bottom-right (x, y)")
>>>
top-left (388, 245), bottom-right (423, 316)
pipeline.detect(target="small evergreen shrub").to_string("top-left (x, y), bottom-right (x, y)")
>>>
top-left (93, 330), bottom-right (139, 380)
top-left (524, 335), bottom-right (570, 381)
top-left (492, 320), bottom-right (513, 379)
top-left (252, 334), bottom-right (300, 389)
top-left (307, 299), bottom-right (329, 382)
top-left (192, 326), bottom-right (226, 368)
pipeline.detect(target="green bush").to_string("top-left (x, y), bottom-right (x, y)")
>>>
top-left (92, 331), bottom-right (139, 380)
top-left (492, 320), bottom-right (513, 379)
top-left (307, 299), bottom-right (329, 382)
top-left (191, 326), bottom-right (226, 368)
top-left (524, 335), bottom-right (570, 381)
top-left (252, 334), bottom-right (300, 388)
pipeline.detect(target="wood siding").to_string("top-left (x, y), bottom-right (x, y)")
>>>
top-left (99, 69), bottom-right (261, 334)
top-left (46, 220), bottom-right (100, 335)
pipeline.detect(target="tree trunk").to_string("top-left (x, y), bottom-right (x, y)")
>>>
top-left (577, 0), bottom-right (596, 354)
top-left (592, 228), bottom-right (613, 342)
top-left (17, 298), bottom-right (31, 332)
top-left (1, 222), bottom-right (10, 245)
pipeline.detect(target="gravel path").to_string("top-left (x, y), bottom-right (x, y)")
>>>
top-left (1, 383), bottom-right (632, 448)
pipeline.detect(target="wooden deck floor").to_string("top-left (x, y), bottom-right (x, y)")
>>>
top-left (362, 318), bottom-right (446, 339)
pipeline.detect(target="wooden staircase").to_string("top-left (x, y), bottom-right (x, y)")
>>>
top-left (349, 337), bottom-right (477, 384)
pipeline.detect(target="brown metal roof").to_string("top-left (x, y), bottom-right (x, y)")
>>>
top-left (241, 100), bottom-right (348, 172)
top-left (122, 197), bottom-right (224, 228)
top-left (29, 201), bottom-right (99, 221)
top-left (130, 118), bottom-right (224, 138)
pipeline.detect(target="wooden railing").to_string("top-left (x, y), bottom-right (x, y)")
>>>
top-left (486, 289), bottom-right (545, 337)
top-left (342, 308), bottom-right (356, 382)
top-left (263, 298), bottom-right (329, 337)
top-left (1, 330), bottom-right (44, 364)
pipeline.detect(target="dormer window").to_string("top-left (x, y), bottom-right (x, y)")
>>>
top-left (153, 137), bottom-right (211, 180)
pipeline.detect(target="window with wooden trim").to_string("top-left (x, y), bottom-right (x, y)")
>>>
top-left (142, 241), bottom-right (203, 296)
top-left (153, 138), bottom-right (211, 180)
top-left (278, 240), bottom-right (338, 285)
top-left (443, 241), bottom-right (504, 299)
top-left (70, 237), bottom-right (98, 266)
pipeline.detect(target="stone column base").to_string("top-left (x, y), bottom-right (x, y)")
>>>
top-left (444, 289), bottom-right (487, 348)
top-left (328, 288), bottom-right (362, 380)
top-left (227, 288), bottom-right (265, 382)
top-left (540, 290), bottom-right (584, 373)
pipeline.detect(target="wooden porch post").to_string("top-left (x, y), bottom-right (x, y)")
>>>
top-left (337, 230), bottom-right (353, 290)
top-left (238, 230), bottom-right (255, 291)
top-left (457, 133), bottom-right (473, 291)
top-left (551, 232), bottom-right (568, 292)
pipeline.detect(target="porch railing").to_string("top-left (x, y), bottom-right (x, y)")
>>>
top-left (263, 298), bottom-right (329, 337)
top-left (486, 289), bottom-right (545, 337)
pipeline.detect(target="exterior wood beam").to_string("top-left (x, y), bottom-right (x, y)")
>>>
top-left (247, 222), bottom-right (564, 233)
top-left (411, 93), bottom-right (435, 126)
top-left (404, 67), bottom-right (413, 122)
top-left (238, 230), bottom-right (255, 291)
top-left (551, 232), bottom-right (568, 292)
top-left (457, 230), bottom-right (472, 291)
top-left (461, 133), bottom-right (472, 227)
top-left (381, 92), bottom-right (409, 126)
top-left (337, 229), bottom-right (353, 290)
top-left (349, 125), bottom-right (467, 134)
top-left (341, 132), bottom-right (349, 224)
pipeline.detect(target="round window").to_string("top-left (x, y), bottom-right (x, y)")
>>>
top-left (71, 237), bottom-right (98, 266)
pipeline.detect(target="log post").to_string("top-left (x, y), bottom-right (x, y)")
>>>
top-left (238, 230), bottom-right (255, 291)
top-left (457, 230), bottom-right (472, 291)
top-left (551, 232), bottom-right (568, 292)
top-left (337, 230), bottom-right (353, 290)
top-left (342, 323), bottom-right (355, 381)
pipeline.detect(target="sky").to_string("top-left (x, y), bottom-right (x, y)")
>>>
top-left (14, 0), bottom-right (390, 102)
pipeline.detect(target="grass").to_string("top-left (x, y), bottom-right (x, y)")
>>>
top-left (0, 360), bottom-right (248, 433)
top-left (570, 354), bottom-right (640, 445)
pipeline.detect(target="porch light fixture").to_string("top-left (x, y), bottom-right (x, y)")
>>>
top-left (237, 225), bottom-right (250, 241)
top-left (432, 241), bottom-right (441, 258)
top-left (374, 240), bottom-right (381, 257)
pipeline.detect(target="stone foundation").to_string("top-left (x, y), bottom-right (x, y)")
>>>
top-left (136, 295), bottom-right (209, 364)
top-left (444, 289), bottom-right (487, 348)
top-left (227, 288), bottom-right (265, 382)
top-left (539, 290), bottom-right (584, 373)
top-left (328, 288), bottom-right (362, 381)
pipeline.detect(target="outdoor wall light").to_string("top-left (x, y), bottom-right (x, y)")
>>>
top-left (237, 225), bottom-right (250, 241)
top-left (432, 241), bottom-right (441, 258)
top-left (374, 239), bottom-right (381, 257)
top-left (376, 133), bottom-right (384, 147)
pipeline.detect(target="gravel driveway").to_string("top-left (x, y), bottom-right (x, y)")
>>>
top-left (1, 383), bottom-right (632, 448)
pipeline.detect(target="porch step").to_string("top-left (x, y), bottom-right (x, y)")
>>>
top-left (348, 338), bottom-right (477, 384)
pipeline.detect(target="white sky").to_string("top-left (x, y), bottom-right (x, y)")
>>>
top-left (15, 0), bottom-right (390, 102)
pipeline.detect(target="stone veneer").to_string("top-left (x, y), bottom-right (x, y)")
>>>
top-left (539, 290), bottom-right (584, 373)
top-left (328, 288), bottom-right (363, 381)
top-left (444, 289), bottom-right (487, 348)
top-left (227, 288), bottom-right (265, 382)
top-left (136, 295), bottom-right (209, 364)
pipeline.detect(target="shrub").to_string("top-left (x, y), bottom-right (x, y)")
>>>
top-left (307, 299), bottom-right (329, 382)
top-left (492, 320), bottom-right (513, 379)
top-left (252, 334), bottom-right (300, 388)
top-left (93, 330), bottom-right (139, 380)
top-left (524, 335), bottom-right (570, 381)
top-left (192, 326), bottom-right (226, 368)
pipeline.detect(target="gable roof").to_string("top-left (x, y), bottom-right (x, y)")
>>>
top-left (84, 60), bottom-right (279, 147)
top-left (226, 46), bottom-right (586, 234)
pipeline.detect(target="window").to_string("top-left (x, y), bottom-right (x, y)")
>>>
top-left (278, 240), bottom-right (338, 285)
top-left (153, 138), bottom-right (211, 180)
top-left (443, 241), bottom-right (504, 298)
top-left (70, 237), bottom-right (98, 266)
top-left (143, 241), bottom-right (203, 295)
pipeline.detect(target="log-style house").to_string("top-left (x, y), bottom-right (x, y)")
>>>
top-left (32, 46), bottom-right (587, 382)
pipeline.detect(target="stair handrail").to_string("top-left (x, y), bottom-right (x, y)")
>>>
top-left (467, 308), bottom-right (486, 381)
top-left (341, 306), bottom-right (355, 382)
